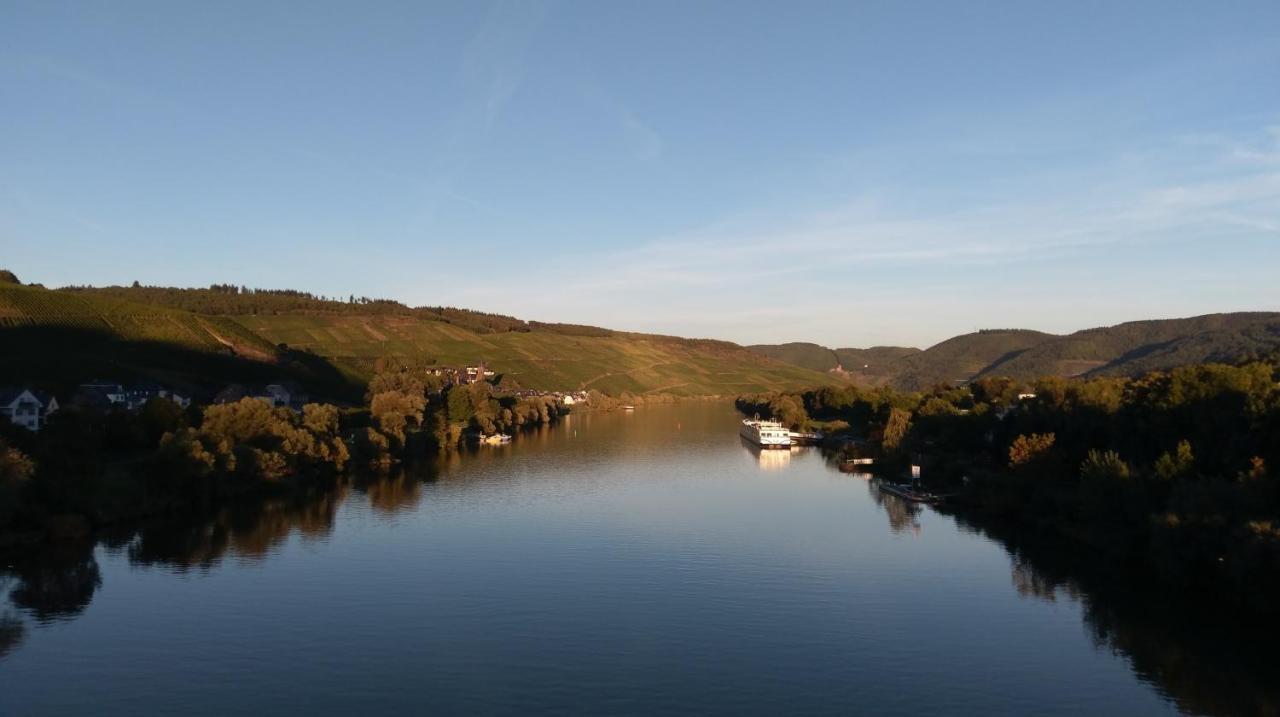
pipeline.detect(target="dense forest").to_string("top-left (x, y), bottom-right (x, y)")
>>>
top-left (738, 356), bottom-right (1280, 615)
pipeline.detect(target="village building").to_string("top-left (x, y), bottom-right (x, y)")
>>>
top-left (0, 387), bottom-right (60, 432)
top-left (461, 363), bottom-right (495, 384)
top-left (250, 382), bottom-right (309, 410)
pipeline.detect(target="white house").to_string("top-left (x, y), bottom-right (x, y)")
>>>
top-left (0, 387), bottom-right (60, 432)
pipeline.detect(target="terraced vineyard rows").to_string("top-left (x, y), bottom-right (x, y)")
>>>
top-left (1, 281), bottom-right (836, 398)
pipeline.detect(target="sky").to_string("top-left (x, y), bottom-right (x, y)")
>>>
top-left (2, 1), bottom-right (1278, 349)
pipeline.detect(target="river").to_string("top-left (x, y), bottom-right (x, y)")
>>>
top-left (0, 403), bottom-right (1271, 715)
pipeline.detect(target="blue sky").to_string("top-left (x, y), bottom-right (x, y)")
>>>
top-left (2, 1), bottom-right (1278, 348)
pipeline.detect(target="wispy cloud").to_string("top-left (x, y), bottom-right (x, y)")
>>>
top-left (437, 123), bottom-right (1280, 345)
top-left (620, 109), bottom-right (663, 161)
top-left (460, 0), bottom-right (548, 128)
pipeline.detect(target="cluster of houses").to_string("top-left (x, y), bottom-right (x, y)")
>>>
top-left (425, 364), bottom-right (496, 385)
top-left (1, 381), bottom-right (196, 433)
top-left (557, 391), bottom-right (590, 406)
top-left (74, 380), bottom-right (193, 411)
top-left (0, 379), bottom-right (309, 433)
top-left (2, 361), bottom-right (592, 433)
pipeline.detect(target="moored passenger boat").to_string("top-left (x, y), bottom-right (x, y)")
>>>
top-left (740, 418), bottom-right (792, 448)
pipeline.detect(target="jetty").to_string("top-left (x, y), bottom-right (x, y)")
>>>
top-left (877, 481), bottom-right (944, 504)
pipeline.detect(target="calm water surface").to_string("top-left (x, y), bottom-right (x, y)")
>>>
top-left (0, 404), bottom-right (1264, 715)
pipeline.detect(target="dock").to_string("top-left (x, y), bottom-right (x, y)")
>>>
top-left (877, 481), bottom-right (950, 504)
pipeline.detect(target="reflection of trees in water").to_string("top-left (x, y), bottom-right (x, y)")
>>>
top-left (4, 541), bottom-right (101, 623)
top-left (127, 485), bottom-right (347, 570)
top-left (1, 470), bottom-right (438, 660)
top-left (868, 481), bottom-right (922, 535)
top-left (957, 515), bottom-right (1280, 717)
top-left (0, 610), bottom-right (23, 659)
top-left (0, 539), bottom-right (102, 659)
top-left (357, 469), bottom-right (425, 515)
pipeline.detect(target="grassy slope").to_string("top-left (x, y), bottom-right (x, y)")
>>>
top-left (236, 314), bottom-right (835, 395)
top-left (0, 282), bottom-right (836, 398)
top-left (0, 282), bottom-right (280, 359)
top-left (0, 282), bottom-right (366, 398)
top-left (832, 346), bottom-right (922, 385)
top-left (745, 342), bottom-right (839, 372)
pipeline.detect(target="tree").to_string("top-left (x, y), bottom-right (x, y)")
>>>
top-left (1154, 440), bottom-right (1195, 481)
top-left (139, 396), bottom-right (186, 446)
top-left (972, 376), bottom-right (1019, 407)
top-left (0, 438), bottom-right (35, 526)
top-left (882, 407), bottom-right (912, 452)
top-left (370, 391), bottom-right (425, 444)
top-left (1009, 433), bottom-right (1055, 469)
top-left (1081, 449), bottom-right (1130, 482)
top-left (768, 394), bottom-right (809, 430)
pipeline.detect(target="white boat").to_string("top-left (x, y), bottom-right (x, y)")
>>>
top-left (479, 433), bottom-right (512, 445)
top-left (739, 418), bottom-right (791, 448)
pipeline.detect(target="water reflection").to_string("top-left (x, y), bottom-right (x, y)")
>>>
top-left (1, 408), bottom-right (1276, 717)
top-left (358, 470), bottom-right (426, 515)
top-left (0, 609), bottom-right (22, 659)
top-left (948, 514), bottom-right (1280, 717)
top-left (126, 486), bottom-right (346, 570)
top-left (3, 541), bottom-right (101, 623)
top-left (741, 439), bottom-right (795, 471)
top-left (866, 480), bottom-right (923, 536)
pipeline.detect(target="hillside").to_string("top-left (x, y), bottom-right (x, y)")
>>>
top-left (745, 342), bottom-right (840, 372)
top-left (832, 346), bottom-right (923, 384)
top-left (0, 281), bottom-right (837, 399)
top-left (0, 281), bottom-right (361, 399)
top-left (974, 313), bottom-right (1280, 380)
top-left (888, 330), bottom-right (1053, 390)
top-left (749, 313), bottom-right (1280, 390)
top-left (745, 343), bottom-right (923, 383)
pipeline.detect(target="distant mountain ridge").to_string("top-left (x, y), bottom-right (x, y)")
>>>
top-left (750, 313), bottom-right (1280, 390)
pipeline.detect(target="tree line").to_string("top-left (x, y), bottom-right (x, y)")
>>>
top-left (737, 358), bottom-right (1280, 615)
top-left (0, 369), bottom-right (577, 544)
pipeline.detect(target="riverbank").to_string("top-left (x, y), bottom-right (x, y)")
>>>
top-left (4, 402), bottom-right (1272, 716)
top-left (738, 361), bottom-right (1280, 619)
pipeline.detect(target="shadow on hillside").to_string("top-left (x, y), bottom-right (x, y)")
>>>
top-left (0, 325), bottom-right (363, 402)
top-left (974, 347), bottom-right (1035, 377)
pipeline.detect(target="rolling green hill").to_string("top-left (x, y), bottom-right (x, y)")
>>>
top-left (888, 330), bottom-right (1053, 390)
top-left (750, 313), bottom-right (1280, 390)
top-left (745, 342), bottom-right (840, 372)
top-left (832, 346), bottom-right (923, 384)
top-left (0, 280), bottom-right (837, 400)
